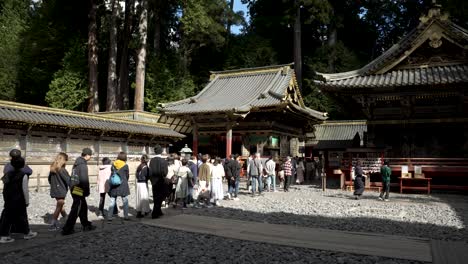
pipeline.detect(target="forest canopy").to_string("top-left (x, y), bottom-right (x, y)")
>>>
top-left (0, 0), bottom-right (466, 119)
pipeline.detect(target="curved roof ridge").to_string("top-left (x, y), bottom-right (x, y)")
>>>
top-left (210, 63), bottom-right (294, 75)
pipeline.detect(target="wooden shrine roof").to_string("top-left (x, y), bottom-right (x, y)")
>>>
top-left (0, 101), bottom-right (185, 139)
top-left (306, 120), bottom-right (367, 149)
top-left (315, 4), bottom-right (468, 90)
top-left (318, 64), bottom-right (468, 90)
top-left (160, 64), bottom-right (327, 121)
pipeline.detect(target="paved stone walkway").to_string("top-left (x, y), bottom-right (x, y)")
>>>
top-left (143, 214), bottom-right (433, 262)
top-left (1, 212), bottom-right (467, 263)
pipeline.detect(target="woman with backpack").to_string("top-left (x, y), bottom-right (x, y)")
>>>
top-left (48, 152), bottom-right (70, 231)
top-left (0, 157), bottom-right (37, 243)
top-left (135, 154), bottom-right (151, 218)
top-left (107, 152), bottom-right (130, 221)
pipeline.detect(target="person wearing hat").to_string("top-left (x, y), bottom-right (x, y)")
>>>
top-left (149, 145), bottom-right (169, 218)
top-left (62, 148), bottom-right (96, 235)
top-left (3, 149), bottom-right (32, 177)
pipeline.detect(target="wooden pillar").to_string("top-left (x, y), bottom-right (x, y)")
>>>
top-left (192, 124), bottom-right (198, 155)
top-left (226, 126), bottom-right (232, 158)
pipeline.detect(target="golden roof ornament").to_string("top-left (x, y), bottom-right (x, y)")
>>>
top-left (419, 0), bottom-right (448, 23)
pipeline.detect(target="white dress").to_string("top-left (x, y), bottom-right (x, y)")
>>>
top-left (211, 164), bottom-right (225, 201)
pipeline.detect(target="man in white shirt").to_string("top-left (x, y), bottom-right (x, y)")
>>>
top-left (265, 156), bottom-right (276, 192)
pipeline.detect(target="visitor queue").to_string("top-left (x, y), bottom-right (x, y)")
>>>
top-left (0, 145), bottom-right (341, 244)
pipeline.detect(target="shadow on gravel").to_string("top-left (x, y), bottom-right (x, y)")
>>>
top-left (183, 191), bottom-right (468, 243)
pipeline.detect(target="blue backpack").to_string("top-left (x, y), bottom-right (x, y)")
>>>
top-left (110, 167), bottom-right (122, 186)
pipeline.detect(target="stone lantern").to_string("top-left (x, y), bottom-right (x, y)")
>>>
top-left (179, 144), bottom-right (193, 160)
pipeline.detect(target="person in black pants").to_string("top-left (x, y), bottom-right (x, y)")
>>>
top-left (62, 148), bottom-right (96, 235)
top-left (149, 145), bottom-right (169, 219)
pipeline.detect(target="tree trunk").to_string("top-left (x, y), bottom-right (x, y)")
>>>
top-left (87, 0), bottom-right (99, 113)
top-left (226, 0), bottom-right (234, 34)
top-left (106, 0), bottom-right (118, 111)
top-left (293, 2), bottom-right (302, 92)
top-left (134, 0), bottom-right (148, 111)
top-left (327, 26), bottom-right (337, 73)
top-left (118, 0), bottom-right (135, 110)
top-left (153, 0), bottom-right (162, 55)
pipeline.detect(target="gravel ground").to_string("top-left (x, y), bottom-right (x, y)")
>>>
top-left (0, 224), bottom-right (427, 264)
top-left (185, 184), bottom-right (468, 242)
top-left (0, 183), bottom-right (465, 263)
top-left (0, 183), bottom-right (466, 241)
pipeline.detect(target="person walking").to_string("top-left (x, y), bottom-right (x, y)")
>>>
top-left (48, 152), bottom-right (70, 231)
top-left (283, 156), bottom-right (293, 192)
top-left (107, 152), bottom-right (130, 221)
top-left (265, 156), bottom-right (276, 192)
top-left (97, 157), bottom-right (114, 218)
top-left (379, 161), bottom-right (392, 201)
top-left (353, 160), bottom-right (366, 200)
top-left (224, 156), bottom-right (233, 199)
top-left (174, 159), bottom-right (193, 209)
top-left (196, 155), bottom-right (212, 207)
top-left (149, 145), bottom-right (169, 219)
top-left (187, 156), bottom-right (198, 204)
top-left (296, 158), bottom-right (305, 184)
top-left (248, 153), bottom-right (263, 196)
top-left (211, 157), bottom-right (225, 206)
top-left (62, 148), bottom-right (96, 235)
top-left (0, 157), bottom-right (37, 243)
top-left (136, 154), bottom-right (152, 218)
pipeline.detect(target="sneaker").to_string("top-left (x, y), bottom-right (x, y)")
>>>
top-left (378, 197), bottom-right (383, 201)
top-left (0, 236), bottom-right (15, 243)
top-left (48, 224), bottom-right (60, 232)
top-left (226, 193), bottom-right (231, 200)
top-left (24, 231), bottom-right (38, 240)
top-left (384, 199), bottom-right (389, 202)
top-left (215, 201), bottom-right (221, 206)
top-left (233, 197), bottom-right (239, 201)
top-left (82, 225), bottom-right (97, 232)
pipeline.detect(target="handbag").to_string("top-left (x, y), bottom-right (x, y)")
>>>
top-left (171, 168), bottom-right (180, 185)
top-left (71, 186), bottom-right (84, 196)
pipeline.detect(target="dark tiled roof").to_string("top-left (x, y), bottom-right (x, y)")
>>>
top-left (315, 8), bottom-right (468, 87)
top-left (0, 101), bottom-right (184, 138)
top-left (306, 121), bottom-right (367, 149)
top-left (317, 64), bottom-right (468, 89)
top-left (161, 64), bottom-right (327, 120)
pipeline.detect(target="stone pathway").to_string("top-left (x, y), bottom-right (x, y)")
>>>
top-left (143, 214), bottom-right (433, 262)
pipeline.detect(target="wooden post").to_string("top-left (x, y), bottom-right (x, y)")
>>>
top-left (192, 124), bottom-right (198, 155)
top-left (36, 173), bottom-right (40, 192)
top-left (226, 126), bottom-right (232, 158)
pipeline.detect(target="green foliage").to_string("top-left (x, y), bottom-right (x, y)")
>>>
top-left (144, 55), bottom-right (196, 112)
top-left (0, 0), bottom-right (29, 100)
top-left (180, 0), bottom-right (231, 50)
top-left (224, 34), bottom-right (278, 69)
top-left (45, 40), bottom-right (88, 110)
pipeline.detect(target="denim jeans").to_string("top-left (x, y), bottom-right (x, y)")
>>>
top-left (251, 176), bottom-right (263, 194)
top-left (227, 177), bottom-right (240, 197)
top-left (379, 181), bottom-right (390, 199)
top-left (108, 196), bottom-right (128, 219)
top-left (268, 174), bottom-right (276, 191)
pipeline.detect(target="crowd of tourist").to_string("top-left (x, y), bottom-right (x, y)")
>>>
top-left (0, 144), bottom-right (391, 243)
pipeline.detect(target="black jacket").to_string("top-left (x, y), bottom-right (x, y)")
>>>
top-left (149, 156), bottom-right (169, 195)
top-left (136, 164), bottom-right (150, 183)
top-left (48, 168), bottom-right (70, 198)
top-left (108, 164), bottom-right (130, 197)
top-left (226, 159), bottom-right (241, 179)
top-left (224, 160), bottom-right (232, 178)
top-left (2, 170), bottom-right (27, 208)
top-left (72, 156), bottom-right (90, 197)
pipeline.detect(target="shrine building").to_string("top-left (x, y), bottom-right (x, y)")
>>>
top-left (159, 64), bottom-right (328, 158)
top-left (315, 4), bottom-right (468, 190)
top-left (0, 100), bottom-right (184, 190)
